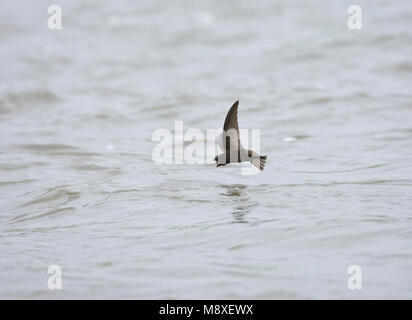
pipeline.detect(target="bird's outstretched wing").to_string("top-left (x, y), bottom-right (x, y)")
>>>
top-left (223, 100), bottom-right (239, 132)
top-left (221, 100), bottom-right (242, 156)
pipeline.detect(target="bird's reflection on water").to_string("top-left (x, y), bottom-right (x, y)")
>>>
top-left (218, 184), bottom-right (258, 224)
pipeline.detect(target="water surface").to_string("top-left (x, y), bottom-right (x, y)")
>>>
top-left (1, 0), bottom-right (412, 299)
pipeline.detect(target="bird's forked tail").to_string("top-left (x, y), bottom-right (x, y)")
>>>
top-left (251, 155), bottom-right (267, 171)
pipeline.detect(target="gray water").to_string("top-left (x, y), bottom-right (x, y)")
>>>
top-left (1, 0), bottom-right (412, 299)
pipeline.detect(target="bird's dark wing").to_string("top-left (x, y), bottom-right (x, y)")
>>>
top-left (221, 100), bottom-right (242, 157)
top-left (223, 100), bottom-right (239, 132)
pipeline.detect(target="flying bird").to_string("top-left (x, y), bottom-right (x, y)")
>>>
top-left (214, 100), bottom-right (267, 171)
